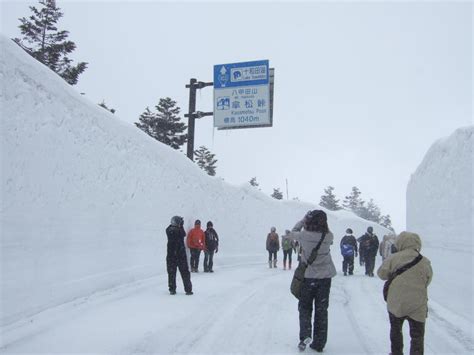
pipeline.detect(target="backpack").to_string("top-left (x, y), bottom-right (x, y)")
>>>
top-left (282, 238), bottom-right (292, 250)
top-left (206, 229), bottom-right (218, 250)
top-left (269, 234), bottom-right (278, 250)
top-left (341, 243), bottom-right (354, 257)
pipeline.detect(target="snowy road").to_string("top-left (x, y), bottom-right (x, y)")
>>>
top-left (1, 255), bottom-right (472, 354)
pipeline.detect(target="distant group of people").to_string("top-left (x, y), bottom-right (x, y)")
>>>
top-left (339, 227), bottom-right (397, 277)
top-left (266, 228), bottom-right (300, 270)
top-left (268, 210), bottom-right (432, 354)
top-left (266, 227), bottom-right (298, 270)
top-left (165, 217), bottom-right (219, 296)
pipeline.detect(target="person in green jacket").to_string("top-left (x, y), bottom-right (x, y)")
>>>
top-left (281, 230), bottom-right (296, 270)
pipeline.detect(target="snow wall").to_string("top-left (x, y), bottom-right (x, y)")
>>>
top-left (406, 126), bottom-right (473, 250)
top-left (0, 34), bottom-right (387, 327)
top-left (406, 126), bottom-right (473, 320)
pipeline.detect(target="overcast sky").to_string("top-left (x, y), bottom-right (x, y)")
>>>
top-left (1, 0), bottom-right (472, 232)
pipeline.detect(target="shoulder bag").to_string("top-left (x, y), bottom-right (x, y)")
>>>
top-left (290, 232), bottom-right (326, 299)
top-left (383, 252), bottom-right (423, 301)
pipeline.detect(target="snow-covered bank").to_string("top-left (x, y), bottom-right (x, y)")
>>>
top-left (0, 34), bottom-right (386, 328)
top-left (407, 126), bottom-right (473, 249)
top-left (406, 126), bottom-right (473, 329)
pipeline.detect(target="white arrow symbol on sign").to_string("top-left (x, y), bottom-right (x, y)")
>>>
top-left (220, 66), bottom-right (227, 75)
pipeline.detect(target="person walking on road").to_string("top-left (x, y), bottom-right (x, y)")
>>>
top-left (340, 228), bottom-right (358, 276)
top-left (377, 232), bottom-right (433, 355)
top-left (379, 234), bottom-right (396, 261)
top-left (281, 229), bottom-right (296, 270)
top-left (291, 210), bottom-right (336, 352)
top-left (358, 226), bottom-right (379, 276)
top-left (266, 227), bottom-right (280, 268)
top-left (187, 219), bottom-right (205, 272)
top-left (357, 235), bottom-right (366, 266)
top-left (204, 221), bottom-right (219, 273)
top-left (166, 216), bottom-right (193, 295)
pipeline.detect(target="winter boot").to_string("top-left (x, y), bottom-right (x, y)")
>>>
top-left (273, 259), bottom-right (277, 268)
top-left (289, 261), bottom-right (292, 270)
top-left (298, 337), bottom-right (312, 351)
top-left (309, 342), bottom-right (324, 352)
top-left (268, 260), bottom-right (272, 268)
top-left (283, 261), bottom-right (286, 270)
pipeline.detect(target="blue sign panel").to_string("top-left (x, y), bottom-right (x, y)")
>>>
top-left (213, 60), bottom-right (269, 89)
top-left (213, 60), bottom-right (271, 129)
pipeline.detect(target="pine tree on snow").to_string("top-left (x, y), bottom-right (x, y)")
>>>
top-left (194, 146), bottom-right (217, 176)
top-left (343, 186), bottom-right (363, 212)
top-left (380, 214), bottom-right (394, 231)
top-left (271, 188), bottom-right (283, 200)
top-left (365, 198), bottom-right (382, 223)
top-left (319, 186), bottom-right (342, 211)
top-left (135, 97), bottom-right (187, 150)
top-left (249, 177), bottom-right (259, 187)
top-left (13, 0), bottom-right (87, 85)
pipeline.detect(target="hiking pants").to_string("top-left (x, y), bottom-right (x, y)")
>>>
top-left (204, 250), bottom-right (215, 271)
top-left (359, 249), bottom-right (366, 265)
top-left (365, 253), bottom-right (376, 275)
top-left (342, 255), bottom-right (354, 274)
top-left (298, 278), bottom-right (331, 349)
top-left (389, 312), bottom-right (425, 355)
top-left (166, 255), bottom-right (192, 293)
top-left (190, 248), bottom-right (201, 271)
top-left (283, 249), bottom-right (292, 266)
top-left (268, 250), bottom-right (277, 261)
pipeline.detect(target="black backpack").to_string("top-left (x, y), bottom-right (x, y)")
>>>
top-left (206, 229), bottom-right (218, 250)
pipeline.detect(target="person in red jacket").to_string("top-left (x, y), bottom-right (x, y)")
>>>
top-left (187, 219), bottom-right (206, 272)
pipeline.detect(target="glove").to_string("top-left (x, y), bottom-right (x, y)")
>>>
top-left (215, 248), bottom-right (218, 253)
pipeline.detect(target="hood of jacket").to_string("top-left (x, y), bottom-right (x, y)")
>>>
top-left (395, 231), bottom-right (422, 252)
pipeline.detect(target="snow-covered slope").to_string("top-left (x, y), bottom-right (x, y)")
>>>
top-left (406, 126), bottom-right (473, 249)
top-left (0, 35), bottom-right (386, 327)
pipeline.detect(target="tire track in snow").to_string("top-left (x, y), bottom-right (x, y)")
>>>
top-left (427, 304), bottom-right (474, 352)
top-left (122, 265), bottom-right (282, 354)
top-left (336, 282), bottom-right (372, 354)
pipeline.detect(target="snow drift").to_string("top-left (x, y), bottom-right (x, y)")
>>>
top-left (406, 126), bottom-right (473, 324)
top-left (406, 126), bottom-right (473, 250)
top-left (0, 34), bottom-right (386, 327)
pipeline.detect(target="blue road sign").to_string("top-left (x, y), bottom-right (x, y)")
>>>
top-left (213, 60), bottom-right (271, 129)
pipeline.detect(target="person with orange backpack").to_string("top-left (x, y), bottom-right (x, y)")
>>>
top-left (187, 219), bottom-right (205, 272)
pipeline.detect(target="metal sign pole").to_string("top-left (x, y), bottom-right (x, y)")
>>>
top-left (186, 78), bottom-right (197, 161)
top-left (185, 79), bottom-right (214, 161)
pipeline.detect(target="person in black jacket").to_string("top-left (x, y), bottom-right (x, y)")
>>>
top-left (340, 228), bottom-right (358, 276)
top-left (357, 235), bottom-right (366, 266)
top-left (204, 221), bottom-right (219, 273)
top-left (166, 216), bottom-right (193, 295)
top-left (358, 226), bottom-right (379, 277)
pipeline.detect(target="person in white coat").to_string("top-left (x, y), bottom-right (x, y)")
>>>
top-left (291, 210), bottom-right (336, 352)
